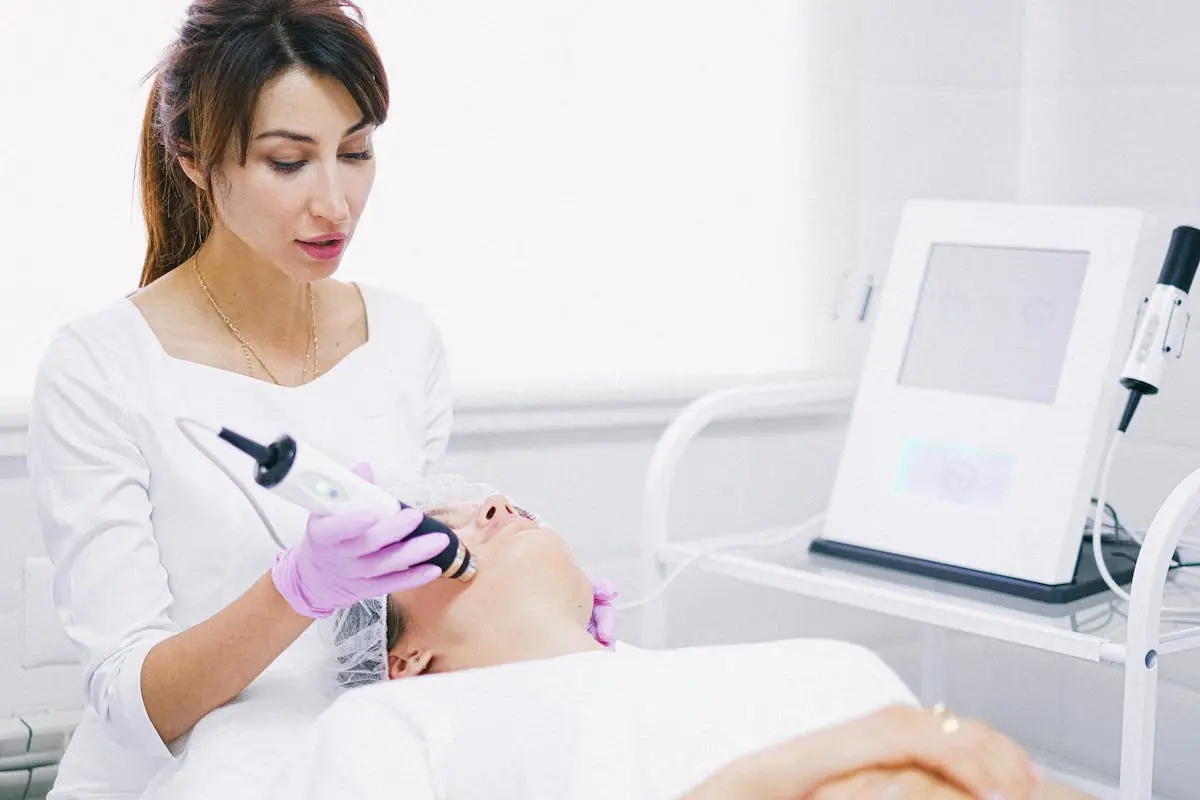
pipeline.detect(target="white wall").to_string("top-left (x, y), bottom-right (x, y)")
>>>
top-left (0, 0), bottom-right (843, 400)
top-left (1015, 1), bottom-right (1200, 455)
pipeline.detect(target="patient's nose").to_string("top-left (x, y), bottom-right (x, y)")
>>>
top-left (476, 495), bottom-right (519, 528)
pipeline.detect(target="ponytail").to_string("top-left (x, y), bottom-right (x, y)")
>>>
top-left (138, 75), bottom-right (210, 288)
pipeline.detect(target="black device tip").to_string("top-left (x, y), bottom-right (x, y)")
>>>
top-left (217, 428), bottom-right (273, 465)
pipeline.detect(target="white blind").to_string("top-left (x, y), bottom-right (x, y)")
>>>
top-left (1, 1), bottom-right (824, 399)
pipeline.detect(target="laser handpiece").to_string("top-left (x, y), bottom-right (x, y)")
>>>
top-left (217, 426), bottom-right (477, 583)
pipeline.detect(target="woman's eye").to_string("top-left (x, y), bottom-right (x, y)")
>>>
top-left (270, 159), bottom-right (306, 174)
top-left (269, 152), bottom-right (371, 173)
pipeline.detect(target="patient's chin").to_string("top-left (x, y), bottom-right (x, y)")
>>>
top-left (492, 527), bottom-right (581, 576)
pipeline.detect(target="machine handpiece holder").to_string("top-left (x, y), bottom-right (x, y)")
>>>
top-left (1119, 225), bottom-right (1200, 400)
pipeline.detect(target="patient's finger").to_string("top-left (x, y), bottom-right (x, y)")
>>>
top-left (890, 767), bottom-right (973, 799)
top-left (857, 706), bottom-right (1013, 800)
top-left (915, 714), bottom-right (1035, 800)
top-left (809, 767), bottom-right (970, 799)
top-left (807, 770), bottom-right (878, 798)
top-left (906, 717), bottom-right (1034, 800)
top-left (954, 720), bottom-right (1037, 800)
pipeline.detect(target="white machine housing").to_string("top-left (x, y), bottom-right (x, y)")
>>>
top-left (824, 200), bottom-right (1155, 585)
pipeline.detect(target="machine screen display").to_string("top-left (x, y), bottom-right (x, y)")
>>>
top-left (898, 244), bottom-right (1089, 404)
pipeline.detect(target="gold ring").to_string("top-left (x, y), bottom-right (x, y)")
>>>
top-left (931, 702), bottom-right (961, 734)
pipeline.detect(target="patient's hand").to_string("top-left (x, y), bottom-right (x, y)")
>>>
top-left (809, 766), bottom-right (973, 799)
top-left (808, 767), bottom-right (1094, 799)
top-left (682, 704), bottom-right (1045, 800)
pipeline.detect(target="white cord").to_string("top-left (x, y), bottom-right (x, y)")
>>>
top-left (614, 513), bottom-right (827, 612)
top-left (1092, 430), bottom-right (1200, 615)
top-left (175, 417), bottom-right (288, 550)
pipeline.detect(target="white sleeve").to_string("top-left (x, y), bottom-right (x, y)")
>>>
top-left (268, 691), bottom-right (439, 799)
top-left (25, 325), bottom-right (178, 758)
top-left (422, 323), bottom-right (453, 475)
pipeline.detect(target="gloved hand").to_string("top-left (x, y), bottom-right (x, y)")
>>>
top-left (587, 577), bottom-right (618, 648)
top-left (271, 463), bottom-right (448, 619)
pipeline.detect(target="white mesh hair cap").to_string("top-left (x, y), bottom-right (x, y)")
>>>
top-left (325, 594), bottom-right (390, 689)
top-left (319, 473), bottom-right (519, 691)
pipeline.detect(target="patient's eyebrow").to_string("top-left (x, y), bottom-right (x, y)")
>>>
top-left (422, 505), bottom-right (474, 526)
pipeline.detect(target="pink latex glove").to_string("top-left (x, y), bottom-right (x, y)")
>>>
top-left (587, 577), bottom-right (618, 648)
top-left (271, 463), bottom-right (447, 619)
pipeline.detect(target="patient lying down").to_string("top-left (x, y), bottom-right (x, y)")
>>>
top-left (273, 495), bottom-right (1090, 800)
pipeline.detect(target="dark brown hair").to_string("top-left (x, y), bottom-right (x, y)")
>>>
top-left (138, 0), bottom-right (389, 287)
top-left (385, 593), bottom-right (405, 652)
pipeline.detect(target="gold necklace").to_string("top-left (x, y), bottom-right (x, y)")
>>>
top-left (192, 261), bottom-right (320, 385)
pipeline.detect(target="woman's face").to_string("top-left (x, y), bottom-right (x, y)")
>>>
top-left (207, 67), bottom-right (377, 281)
top-left (388, 496), bottom-right (593, 673)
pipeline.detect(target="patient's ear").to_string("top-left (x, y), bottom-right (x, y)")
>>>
top-left (388, 648), bottom-right (433, 680)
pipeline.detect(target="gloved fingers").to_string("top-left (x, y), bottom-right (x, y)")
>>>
top-left (590, 577), bottom-right (618, 603)
top-left (591, 603), bottom-right (616, 647)
top-left (364, 563), bottom-right (444, 594)
top-left (355, 508), bottom-right (426, 553)
top-left (352, 462), bottom-right (376, 484)
top-left (305, 510), bottom-right (379, 546)
top-left (355, 533), bottom-right (451, 576)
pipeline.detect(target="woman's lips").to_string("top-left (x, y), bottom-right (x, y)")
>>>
top-left (296, 236), bottom-right (346, 260)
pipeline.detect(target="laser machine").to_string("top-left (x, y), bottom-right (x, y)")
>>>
top-left (812, 200), bottom-right (1176, 602)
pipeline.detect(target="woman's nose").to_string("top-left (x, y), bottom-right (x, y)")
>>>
top-left (475, 495), bottom-right (519, 528)
top-left (310, 167), bottom-right (351, 224)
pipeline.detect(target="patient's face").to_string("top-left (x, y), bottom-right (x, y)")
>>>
top-left (387, 495), bottom-right (593, 674)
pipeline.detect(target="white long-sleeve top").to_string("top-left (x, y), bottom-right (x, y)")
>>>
top-left (25, 283), bottom-right (453, 799)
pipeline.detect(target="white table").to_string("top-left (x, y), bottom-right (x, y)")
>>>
top-left (641, 378), bottom-right (1200, 800)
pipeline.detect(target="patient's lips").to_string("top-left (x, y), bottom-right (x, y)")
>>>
top-left (482, 516), bottom-right (538, 543)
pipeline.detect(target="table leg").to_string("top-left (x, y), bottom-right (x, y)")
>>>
top-left (1119, 646), bottom-right (1159, 799)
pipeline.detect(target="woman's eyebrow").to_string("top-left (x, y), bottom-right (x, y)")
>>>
top-left (254, 119), bottom-right (371, 144)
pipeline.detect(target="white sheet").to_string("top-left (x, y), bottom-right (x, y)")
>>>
top-left (265, 638), bottom-right (917, 800)
top-left (139, 638), bottom-right (915, 799)
top-left (138, 643), bottom-right (335, 800)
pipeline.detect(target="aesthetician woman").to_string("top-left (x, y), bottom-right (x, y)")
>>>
top-left (25, 2), bottom-right (618, 797)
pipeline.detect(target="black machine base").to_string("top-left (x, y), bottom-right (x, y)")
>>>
top-left (807, 537), bottom-right (1140, 604)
